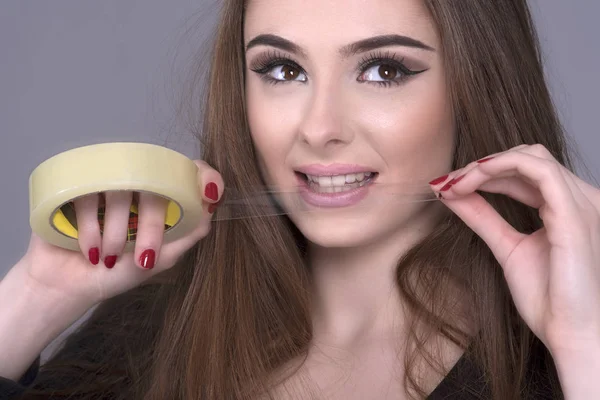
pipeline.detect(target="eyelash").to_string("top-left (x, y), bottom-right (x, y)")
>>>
top-left (356, 50), bottom-right (424, 87)
top-left (249, 50), bottom-right (304, 86)
top-left (248, 49), bottom-right (425, 87)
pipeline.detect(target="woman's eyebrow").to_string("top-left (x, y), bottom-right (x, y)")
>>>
top-left (246, 34), bottom-right (307, 57)
top-left (245, 33), bottom-right (435, 57)
top-left (340, 34), bottom-right (435, 56)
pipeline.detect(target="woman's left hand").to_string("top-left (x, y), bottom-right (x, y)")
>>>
top-left (428, 143), bottom-right (600, 380)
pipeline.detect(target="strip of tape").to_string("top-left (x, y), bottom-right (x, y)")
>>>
top-left (28, 142), bottom-right (203, 251)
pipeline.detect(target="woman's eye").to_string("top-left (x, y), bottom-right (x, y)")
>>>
top-left (359, 63), bottom-right (403, 82)
top-left (267, 64), bottom-right (307, 82)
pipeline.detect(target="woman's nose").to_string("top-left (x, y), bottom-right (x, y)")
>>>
top-left (296, 84), bottom-right (354, 151)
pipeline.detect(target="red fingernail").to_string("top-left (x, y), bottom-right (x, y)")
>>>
top-left (104, 255), bottom-right (117, 269)
top-left (205, 182), bottom-right (219, 201)
top-left (88, 247), bottom-right (99, 265)
top-left (428, 174), bottom-right (449, 185)
top-left (449, 175), bottom-right (465, 185)
top-left (477, 156), bottom-right (494, 164)
top-left (139, 249), bottom-right (155, 269)
top-left (440, 182), bottom-right (453, 191)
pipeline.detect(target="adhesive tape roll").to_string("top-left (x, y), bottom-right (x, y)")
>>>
top-left (29, 142), bottom-right (203, 252)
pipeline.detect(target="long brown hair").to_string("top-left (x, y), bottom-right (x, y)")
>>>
top-left (23, 1), bottom-right (574, 399)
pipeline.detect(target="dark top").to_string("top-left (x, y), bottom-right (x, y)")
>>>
top-left (0, 354), bottom-right (476, 399)
top-left (0, 360), bottom-right (38, 400)
top-left (0, 350), bottom-right (556, 400)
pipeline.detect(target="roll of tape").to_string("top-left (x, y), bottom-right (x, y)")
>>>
top-left (29, 142), bottom-right (203, 251)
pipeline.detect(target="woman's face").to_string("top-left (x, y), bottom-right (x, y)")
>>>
top-left (244, 0), bottom-right (454, 248)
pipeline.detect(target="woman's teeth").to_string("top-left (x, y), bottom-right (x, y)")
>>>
top-left (305, 172), bottom-right (374, 193)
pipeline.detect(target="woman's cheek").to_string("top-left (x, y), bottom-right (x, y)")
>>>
top-left (351, 88), bottom-right (454, 178)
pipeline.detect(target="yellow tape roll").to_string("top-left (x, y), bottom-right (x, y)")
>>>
top-left (29, 142), bottom-right (203, 251)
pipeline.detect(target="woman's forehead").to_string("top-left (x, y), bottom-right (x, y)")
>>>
top-left (243, 0), bottom-right (439, 48)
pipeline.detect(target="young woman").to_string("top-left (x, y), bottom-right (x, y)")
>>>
top-left (1, 0), bottom-right (598, 399)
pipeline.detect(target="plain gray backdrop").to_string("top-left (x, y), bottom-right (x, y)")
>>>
top-left (1, 2), bottom-right (598, 275)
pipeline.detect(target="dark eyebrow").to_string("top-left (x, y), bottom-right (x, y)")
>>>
top-left (245, 33), bottom-right (434, 58)
top-left (340, 34), bottom-right (435, 56)
top-left (246, 34), bottom-right (307, 57)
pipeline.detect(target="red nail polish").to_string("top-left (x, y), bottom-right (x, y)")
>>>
top-left (104, 255), bottom-right (117, 269)
top-left (477, 156), bottom-right (494, 164)
top-left (449, 175), bottom-right (465, 185)
top-left (204, 182), bottom-right (219, 201)
top-left (428, 174), bottom-right (449, 185)
top-left (88, 247), bottom-right (99, 265)
top-left (139, 249), bottom-right (155, 269)
top-left (440, 182), bottom-right (453, 191)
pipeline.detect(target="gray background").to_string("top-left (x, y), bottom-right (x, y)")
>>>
top-left (1, 0), bottom-right (599, 278)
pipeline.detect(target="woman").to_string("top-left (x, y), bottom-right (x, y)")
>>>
top-left (1, 0), bottom-right (598, 399)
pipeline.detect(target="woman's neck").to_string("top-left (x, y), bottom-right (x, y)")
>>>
top-left (307, 207), bottom-right (441, 348)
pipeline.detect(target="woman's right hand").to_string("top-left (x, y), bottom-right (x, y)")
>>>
top-left (15, 160), bottom-right (223, 308)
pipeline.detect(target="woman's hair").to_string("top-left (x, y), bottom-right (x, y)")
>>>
top-left (23, 1), bottom-right (575, 399)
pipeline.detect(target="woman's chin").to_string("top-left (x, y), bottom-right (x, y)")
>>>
top-left (287, 202), bottom-right (441, 251)
top-left (289, 213), bottom-right (394, 249)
